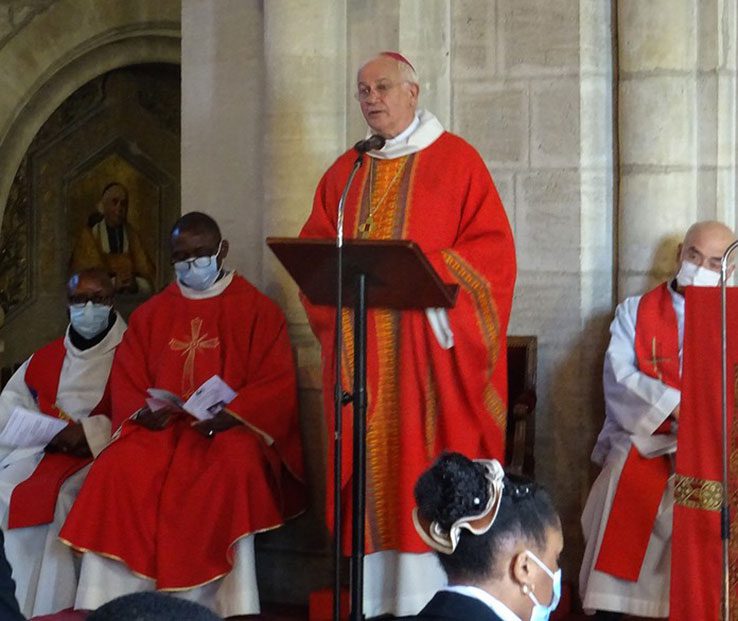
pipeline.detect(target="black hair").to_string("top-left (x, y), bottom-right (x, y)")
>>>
top-left (171, 211), bottom-right (222, 241)
top-left (414, 452), bottom-right (559, 583)
top-left (86, 591), bottom-right (222, 620)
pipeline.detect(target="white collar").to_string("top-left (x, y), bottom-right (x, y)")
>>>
top-left (64, 311), bottom-right (127, 359)
top-left (383, 114), bottom-right (420, 148)
top-left (367, 109), bottom-right (444, 160)
top-left (443, 585), bottom-right (522, 621)
top-left (176, 270), bottom-right (234, 299)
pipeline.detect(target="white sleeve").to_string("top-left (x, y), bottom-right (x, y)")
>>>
top-left (0, 359), bottom-right (35, 432)
top-left (603, 297), bottom-right (680, 437)
top-left (80, 415), bottom-right (112, 458)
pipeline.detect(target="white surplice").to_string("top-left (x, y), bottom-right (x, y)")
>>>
top-left (579, 285), bottom-right (683, 618)
top-left (72, 272), bottom-right (260, 619)
top-left (0, 314), bottom-right (125, 618)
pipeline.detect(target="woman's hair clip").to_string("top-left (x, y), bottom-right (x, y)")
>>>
top-left (504, 476), bottom-right (538, 500)
top-left (412, 458), bottom-right (505, 555)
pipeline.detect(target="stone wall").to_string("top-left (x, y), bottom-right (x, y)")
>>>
top-left (452, 1), bottom-right (616, 568)
top-left (181, 0), bottom-right (620, 590)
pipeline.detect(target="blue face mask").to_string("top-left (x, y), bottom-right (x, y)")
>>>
top-left (525, 550), bottom-right (561, 621)
top-left (174, 242), bottom-right (223, 291)
top-left (69, 302), bottom-right (112, 339)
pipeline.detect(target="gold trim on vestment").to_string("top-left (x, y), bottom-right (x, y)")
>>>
top-left (442, 250), bottom-right (506, 432)
top-left (358, 156), bottom-right (413, 551)
top-left (424, 366), bottom-right (438, 460)
top-left (59, 510), bottom-right (305, 591)
top-left (673, 474), bottom-right (723, 511)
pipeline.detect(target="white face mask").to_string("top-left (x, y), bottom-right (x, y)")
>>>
top-left (676, 260), bottom-right (721, 288)
top-left (69, 302), bottom-right (112, 339)
top-left (525, 550), bottom-right (561, 621)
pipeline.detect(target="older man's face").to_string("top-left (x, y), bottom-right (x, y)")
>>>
top-left (101, 185), bottom-right (128, 228)
top-left (357, 57), bottom-right (418, 139)
top-left (679, 224), bottom-right (736, 273)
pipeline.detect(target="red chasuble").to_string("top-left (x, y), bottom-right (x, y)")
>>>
top-left (300, 132), bottom-right (516, 554)
top-left (671, 287), bottom-right (738, 620)
top-left (8, 337), bottom-right (110, 529)
top-left (60, 274), bottom-right (305, 589)
top-left (594, 283), bottom-right (677, 580)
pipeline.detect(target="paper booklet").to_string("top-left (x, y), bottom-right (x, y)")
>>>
top-left (0, 406), bottom-right (68, 448)
top-left (146, 375), bottom-right (237, 421)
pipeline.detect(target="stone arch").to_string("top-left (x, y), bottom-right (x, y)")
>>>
top-left (0, 0), bottom-right (181, 224)
top-left (0, 1), bottom-right (180, 358)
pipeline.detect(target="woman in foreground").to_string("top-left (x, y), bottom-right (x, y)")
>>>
top-left (409, 452), bottom-right (563, 621)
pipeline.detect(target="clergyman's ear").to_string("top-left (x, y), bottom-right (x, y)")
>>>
top-left (220, 239), bottom-right (229, 261)
top-left (675, 243), bottom-right (683, 266)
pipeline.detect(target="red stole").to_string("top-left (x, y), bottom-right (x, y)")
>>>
top-left (594, 282), bottom-right (678, 580)
top-left (7, 337), bottom-right (109, 529)
top-left (670, 287), bottom-right (738, 620)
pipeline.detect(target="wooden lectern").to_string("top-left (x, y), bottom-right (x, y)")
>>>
top-left (267, 237), bottom-right (458, 621)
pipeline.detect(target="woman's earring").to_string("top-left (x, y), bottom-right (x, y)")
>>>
top-left (521, 584), bottom-right (530, 595)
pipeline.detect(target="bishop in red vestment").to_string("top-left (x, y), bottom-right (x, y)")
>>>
top-left (60, 212), bottom-right (305, 618)
top-left (300, 52), bottom-right (516, 616)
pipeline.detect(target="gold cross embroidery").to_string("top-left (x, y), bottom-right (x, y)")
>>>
top-left (650, 337), bottom-right (672, 381)
top-left (169, 317), bottom-right (219, 398)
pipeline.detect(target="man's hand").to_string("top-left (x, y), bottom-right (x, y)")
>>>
top-left (192, 410), bottom-right (243, 438)
top-left (131, 407), bottom-right (174, 431)
top-left (672, 404), bottom-right (680, 421)
top-left (45, 423), bottom-right (91, 458)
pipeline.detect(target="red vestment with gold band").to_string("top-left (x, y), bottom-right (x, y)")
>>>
top-left (300, 131), bottom-right (516, 554)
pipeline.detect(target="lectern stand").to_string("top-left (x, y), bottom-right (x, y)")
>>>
top-left (267, 237), bottom-right (458, 621)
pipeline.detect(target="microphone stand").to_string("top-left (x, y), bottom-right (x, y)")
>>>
top-left (720, 241), bottom-right (738, 621)
top-left (333, 149), bottom-right (366, 621)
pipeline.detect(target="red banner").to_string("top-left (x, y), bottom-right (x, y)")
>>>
top-left (671, 287), bottom-right (738, 621)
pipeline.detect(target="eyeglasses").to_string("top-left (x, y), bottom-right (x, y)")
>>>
top-left (172, 241), bottom-right (222, 270)
top-left (68, 295), bottom-right (113, 306)
top-left (355, 81), bottom-right (405, 102)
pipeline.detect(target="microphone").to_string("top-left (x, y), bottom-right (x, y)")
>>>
top-left (354, 135), bottom-right (386, 154)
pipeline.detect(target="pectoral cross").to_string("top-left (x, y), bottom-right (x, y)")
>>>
top-left (359, 215), bottom-right (374, 234)
top-left (650, 337), bottom-right (672, 381)
top-left (169, 317), bottom-right (219, 398)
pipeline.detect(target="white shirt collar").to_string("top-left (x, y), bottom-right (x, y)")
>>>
top-left (64, 311), bottom-right (127, 359)
top-left (443, 585), bottom-right (523, 621)
top-left (367, 109), bottom-right (444, 160)
top-left (383, 114), bottom-right (420, 148)
top-left (176, 270), bottom-right (234, 300)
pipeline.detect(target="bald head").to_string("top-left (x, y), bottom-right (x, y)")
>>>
top-left (678, 220), bottom-right (737, 273)
top-left (170, 211), bottom-right (228, 268)
top-left (67, 268), bottom-right (114, 300)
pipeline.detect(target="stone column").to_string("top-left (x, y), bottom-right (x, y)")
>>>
top-left (617, 0), bottom-right (737, 298)
top-left (181, 0), bottom-right (265, 285)
top-left (258, 0), bottom-right (349, 602)
top-left (262, 1), bottom-right (348, 321)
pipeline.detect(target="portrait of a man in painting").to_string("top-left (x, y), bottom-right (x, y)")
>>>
top-left (70, 180), bottom-right (156, 295)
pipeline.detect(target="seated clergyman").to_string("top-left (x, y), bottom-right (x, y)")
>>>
top-left (0, 268), bottom-right (125, 617)
top-left (60, 212), bottom-right (306, 619)
top-left (579, 221), bottom-right (736, 619)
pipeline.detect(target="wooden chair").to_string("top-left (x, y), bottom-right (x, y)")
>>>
top-left (504, 336), bottom-right (537, 477)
